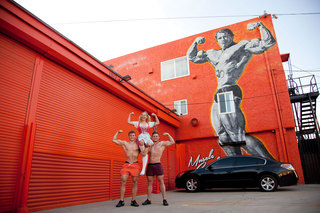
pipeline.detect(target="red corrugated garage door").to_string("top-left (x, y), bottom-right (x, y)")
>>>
top-left (0, 33), bottom-right (36, 212)
top-left (27, 56), bottom-right (148, 211)
top-left (0, 30), bottom-right (175, 213)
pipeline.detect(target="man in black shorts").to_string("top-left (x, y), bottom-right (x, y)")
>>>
top-left (142, 132), bottom-right (174, 206)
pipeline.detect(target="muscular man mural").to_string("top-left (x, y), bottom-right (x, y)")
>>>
top-left (187, 22), bottom-right (276, 158)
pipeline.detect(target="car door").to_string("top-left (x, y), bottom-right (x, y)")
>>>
top-left (202, 157), bottom-right (237, 188)
top-left (228, 157), bottom-right (266, 187)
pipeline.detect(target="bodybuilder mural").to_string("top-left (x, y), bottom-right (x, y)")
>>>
top-left (187, 22), bottom-right (275, 159)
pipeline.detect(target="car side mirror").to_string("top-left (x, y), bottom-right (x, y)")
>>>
top-left (208, 165), bottom-right (214, 171)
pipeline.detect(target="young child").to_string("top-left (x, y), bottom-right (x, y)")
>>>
top-left (128, 111), bottom-right (160, 175)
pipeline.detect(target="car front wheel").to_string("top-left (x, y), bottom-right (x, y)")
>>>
top-left (185, 177), bottom-right (200, 192)
top-left (259, 175), bottom-right (278, 192)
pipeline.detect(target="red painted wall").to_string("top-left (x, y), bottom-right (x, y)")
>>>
top-left (105, 16), bottom-right (304, 183)
top-left (0, 1), bottom-right (305, 212)
top-left (0, 1), bottom-right (179, 212)
top-left (0, 29), bottom-right (178, 213)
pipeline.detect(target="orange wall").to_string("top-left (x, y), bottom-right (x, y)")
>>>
top-left (105, 16), bottom-right (295, 136)
top-left (0, 1), bottom-right (179, 211)
top-left (0, 32), bottom-right (178, 212)
top-left (105, 15), bottom-right (304, 182)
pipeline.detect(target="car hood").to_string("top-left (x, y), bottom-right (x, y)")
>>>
top-left (178, 168), bottom-right (205, 177)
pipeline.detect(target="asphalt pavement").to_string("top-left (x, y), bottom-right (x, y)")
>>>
top-left (36, 184), bottom-right (320, 213)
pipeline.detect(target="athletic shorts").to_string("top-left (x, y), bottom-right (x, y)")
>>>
top-left (120, 162), bottom-right (140, 177)
top-left (146, 163), bottom-right (163, 176)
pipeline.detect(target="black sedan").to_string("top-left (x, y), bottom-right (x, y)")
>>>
top-left (175, 156), bottom-right (298, 192)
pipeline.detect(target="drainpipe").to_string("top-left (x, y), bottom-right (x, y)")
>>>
top-left (16, 56), bottom-right (44, 212)
top-left (17, 123), bottom-right (36, 213)
top-left (265, 54), bottom-right (288, 161)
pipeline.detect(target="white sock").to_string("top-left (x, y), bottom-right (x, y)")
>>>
top-left (140, 154), bottom-right (148, 176)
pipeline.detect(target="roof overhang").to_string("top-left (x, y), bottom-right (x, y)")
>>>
top-left (0, 0), bottom-right (179, 127)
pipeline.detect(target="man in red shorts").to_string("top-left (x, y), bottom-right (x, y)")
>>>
top-left (142, 132), bottom-right (175, 206)
top-left (112, 130), bottom-right (148, 207)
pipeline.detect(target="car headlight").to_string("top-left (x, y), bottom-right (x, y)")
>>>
top-left (176, 171), bottom-right (186, 178)
top-left (281, 163), bottom-right (295, 171)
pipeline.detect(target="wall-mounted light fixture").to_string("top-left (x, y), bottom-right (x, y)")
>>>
top-left (191, 118), bottom-right (199, 127)
top-left (170, 109), bottom-right (177, 113)
top-left (120, 75), bottom-right (132, 82)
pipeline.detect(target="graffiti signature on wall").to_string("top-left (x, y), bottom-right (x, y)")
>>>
top-left (188, 148), bottom-right (219, 169)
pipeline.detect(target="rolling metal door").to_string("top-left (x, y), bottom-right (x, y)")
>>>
top-left (28, 57), bottom-right (148, 211)
top-left (168, 149), bottom-right (176, 190)
top-left (28, 152), bottom-right (111, 211)
top-left (0, 34), bottom-right (35, 212)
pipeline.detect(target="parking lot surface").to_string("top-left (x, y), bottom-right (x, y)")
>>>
top-left (36, 184), bottom-right (320, 213)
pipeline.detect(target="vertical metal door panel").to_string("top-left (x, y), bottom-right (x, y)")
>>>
top-left (34, 59), bottom-right (132, 159)
top-left (111, 161), bottom-right (122, 199)
top-left (168, 149), bottom-right (176, 190)
top-left (28, 152), bottom-right (110, 211)
top-left (0, 33), bottom-right (35, 212)
top-left (137, 172), bottom-right (148, 196)
top-left (29, 56), bottom-right (143, 211)
top-left (162, 150), bottom-right (169, 188)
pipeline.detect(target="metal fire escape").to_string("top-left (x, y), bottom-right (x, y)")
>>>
top-left (286, 62), bottom-right (320, 183)
top-left (288, 75), bottom-right (320, 140)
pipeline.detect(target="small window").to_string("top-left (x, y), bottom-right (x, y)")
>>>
top-left (236, 157), bottom-right (266, 166)
top-left (174, 99), bottom-right (188, 115)
top-left (161, 56), bottom-right (189, 81)
top-left (217, 91), bottom-right (235, 114)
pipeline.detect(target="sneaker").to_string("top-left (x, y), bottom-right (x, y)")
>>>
top-left (142, 199), bottom-right (151, 205)
top-left (116, 200), bottom-right (124, 207)
top-left (130, 200), bottom-right (139, 207)
top-left (163, 199), bottom-right (169, 206)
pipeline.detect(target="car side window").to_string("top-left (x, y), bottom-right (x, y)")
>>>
top-left (211, 158), bottom-right (236, 169)
top-left (235, 157), bottom-right (265, 166)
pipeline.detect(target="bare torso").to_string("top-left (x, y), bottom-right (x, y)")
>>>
top-left (149, 142), bottom-right (165, 163)
top-left (207, 41), bottom-right (252, 89)
top-left (122, 141), bottom-right (139, 163)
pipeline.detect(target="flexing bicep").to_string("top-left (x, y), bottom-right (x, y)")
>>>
top-left (245, 38), bottom-right (272, 54)
top-left (128, 121), bottom-right (135, 126)
top-left (162, 140), bottom-right (175, 147)
top-left (128, 121), bottom-right (138, 128)
top-left (188, 50), bottom-right (208, 64)
top-left (112, 139), bottom-right (125, 146)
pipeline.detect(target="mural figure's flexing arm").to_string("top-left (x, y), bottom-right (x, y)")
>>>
top-left (187, 37), bottom-right (208, 64)
top-left (245, 22), bottom-right (276, 54)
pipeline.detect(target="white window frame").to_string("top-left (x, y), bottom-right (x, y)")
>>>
top-left (217, 91), bottom-right (235, 114)
top-left (174, 99), bottom-right (188, 115)
top-left (161, 56), bottom-right (190, 81)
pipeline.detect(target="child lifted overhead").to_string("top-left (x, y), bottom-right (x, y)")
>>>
top-left (128, 111), bottom-right (160, 176)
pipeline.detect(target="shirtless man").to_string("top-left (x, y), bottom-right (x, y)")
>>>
top-left (112, 130), bottom-right (147, 207)
top-left (142, 132), bottom-right (175, 206)
top-left (187, 21), bottom-right (275, 158)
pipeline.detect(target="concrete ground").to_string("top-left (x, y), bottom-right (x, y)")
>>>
top-left (36, 184), bottom-right (320, 213)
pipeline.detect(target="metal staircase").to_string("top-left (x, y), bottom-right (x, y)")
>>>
top-left (287, 75), bottom-right (320, 183)
top-left (300, 98), bottom-right (318, 134)
top-left (288, 75), bottom-right (320, 140)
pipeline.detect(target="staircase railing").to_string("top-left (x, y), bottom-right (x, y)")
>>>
top-left (287, 75), bottom-right (319, 139)
top-left (287, 75), bottom-right (318, 95)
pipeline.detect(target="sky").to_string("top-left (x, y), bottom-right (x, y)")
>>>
top-left (13, 0), bottom-right (320, 117)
